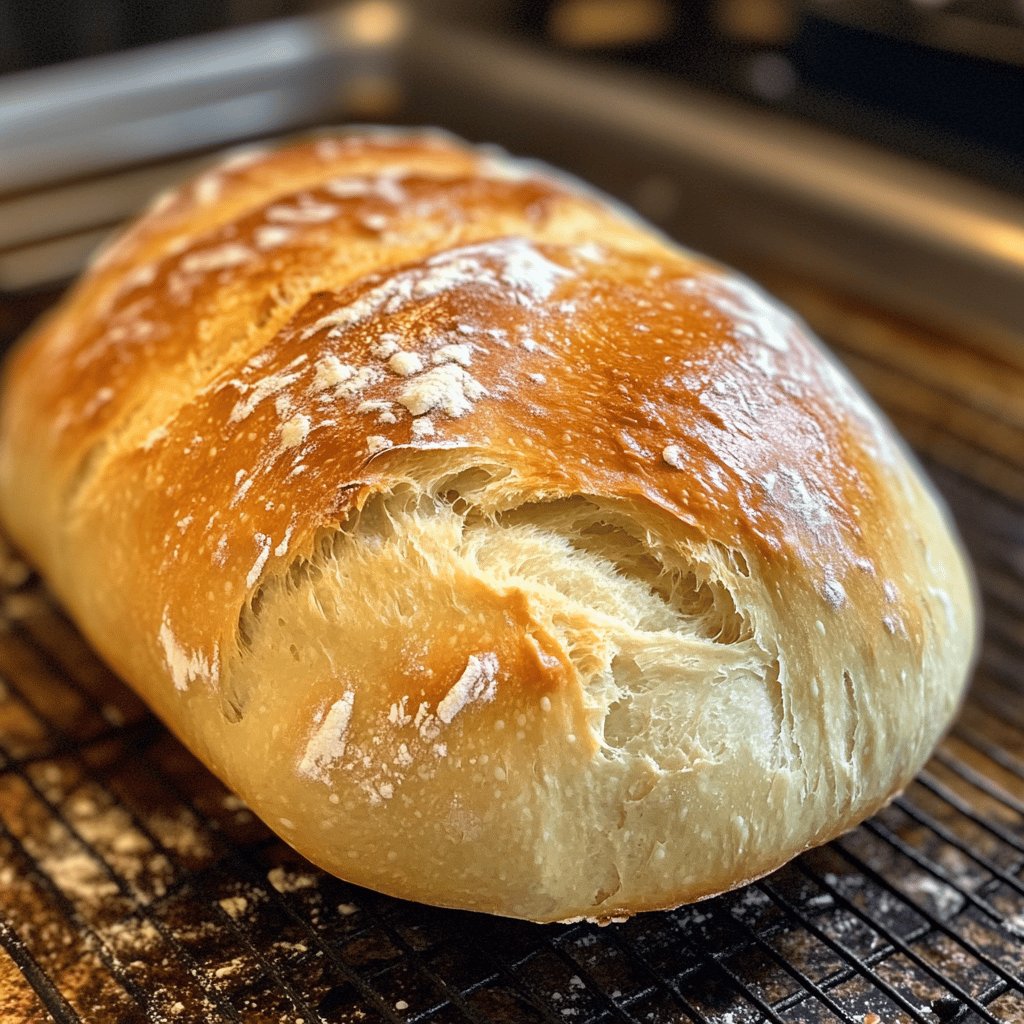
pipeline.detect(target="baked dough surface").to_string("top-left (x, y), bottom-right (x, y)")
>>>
top-left (0, 130), bottom-right (976, 921)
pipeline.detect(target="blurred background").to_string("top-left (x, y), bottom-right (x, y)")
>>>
top-left (4, 0), bottom-right (1023, 186)
top-left (1, 0), bottom-right (1022, 342)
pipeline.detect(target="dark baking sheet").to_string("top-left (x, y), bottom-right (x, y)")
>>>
top-left (0, 276), bottom-right (1022, 1024)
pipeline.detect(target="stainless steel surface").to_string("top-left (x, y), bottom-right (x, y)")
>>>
top-left (0, 156), bottom-right (235, 291)
top-left (802, 0), bottom-right (1024, 67)
top-left (0, 1), bottom-right (406, 193)
top-left (1, 5), bottom-right (1021, 352)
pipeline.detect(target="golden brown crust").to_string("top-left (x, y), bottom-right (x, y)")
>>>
top-left (0, 129), bottom-right (977, 922)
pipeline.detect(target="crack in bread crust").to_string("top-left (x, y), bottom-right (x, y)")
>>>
top-left (234, 473), bottom-right (775, 771)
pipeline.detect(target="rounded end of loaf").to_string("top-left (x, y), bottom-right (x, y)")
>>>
top-left (0, 128), bottom-right (978, 922)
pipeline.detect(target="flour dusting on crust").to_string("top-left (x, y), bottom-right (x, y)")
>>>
top-left (180, 243), bottom-right (252, 275)
top-left (158, 612), bottom-right (219, 691)
top-left (300, 238), bottom-right (569, 342)
top-left (246, 533), bottom-right (272, 588)
top-left (280, 413), bottom-right (311, 449)
top-left (397, 365), bottom-right (487, 418)
top-left (437, 654), bottom-right (500, 724)
top-left (298, 691), bottom-right (356, 782)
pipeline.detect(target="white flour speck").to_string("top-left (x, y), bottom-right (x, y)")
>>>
top-left (356, 399), bottom-right (397, 424)
top-left (298, 691), bottom-right (356, 782)
top-left (274, 525), bottom-right (294, 558)
top-left (366, 435), bottom-right (393, 455)
top-left (141, 425), bottom-right (168, 450)
top-left (437, 654), bottom-right (500, 724)
top-left (246, 533), bottom-right (272, 588)
top-left (313, 356), bottom-right (357, 391)
top-left (431, 343), bottom-right (473, 367)
top-left (180, 243), bottom-right (252, 275)
top-left (227, 359), bottom-right (307, 422)
top-left (324, 177), bottom-right (372, 198)
top-left (267, 866), bottom-right (317, 893)
top-left (220, 145), bottom-right (268, 171)
top-left (397, 364), bottom-right (486, 418)
top-left (301, 238), bottom-right (568, 343)
top-left (370, 335), bottom-right (400, 359)
top-left (822, 572), bottom-right (847, 609)
top-left (265, 201), bottom-right (338, 224)
top-left (280, 413), bottom-right (311, 449)
top-left (193, 175), bottom-right (222, 205)
top-left (388, 351), bottom-right (423, 376)
top-left (778, 467), bottom-right (834, 532)
top-left (335, 366), bottom-right (383, 398)
top-left (219, 896), bottom-right (248, 919)
top-left (255, 225), bottom-right (292, 249)
top-left (662, 445), bottom-right (685, 469)
top-left (158, 613), bottom-right (218, 691)
top-left (695, 273), bottom-right (793, 353)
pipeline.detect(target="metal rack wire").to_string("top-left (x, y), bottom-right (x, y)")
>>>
top-left (0, 279), bottom-right (1022, 1023)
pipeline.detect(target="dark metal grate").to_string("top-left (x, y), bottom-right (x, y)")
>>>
top-left (1, 285), bottom-right (1023, 1024)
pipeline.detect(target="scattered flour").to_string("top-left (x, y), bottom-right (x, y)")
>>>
top-left (397, 364), bottom-right (486, 418)
top-left (297, 692), bottom-right (356, 782)
top-left (366, 435), bottom-right (393, 456)
top-left (180, 243), bottom-right (252, 275)
top-left (437, 654), bottom-right (500, 724)
top-left (662, 445), bottom-right (685, 469)
top-left (280, 413), bottom-right (311, 449)
top-left (158, 614), bottom-right (218, 691)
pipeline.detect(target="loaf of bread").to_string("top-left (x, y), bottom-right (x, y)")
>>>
top-left (0, 130), bottom-right (977, 922)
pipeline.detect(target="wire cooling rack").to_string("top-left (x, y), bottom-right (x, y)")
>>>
top-left (0, 284), bottom-right (1022, 1024)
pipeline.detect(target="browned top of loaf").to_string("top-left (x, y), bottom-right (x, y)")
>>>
top-left (0, 130), bottom-right (915, 702)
